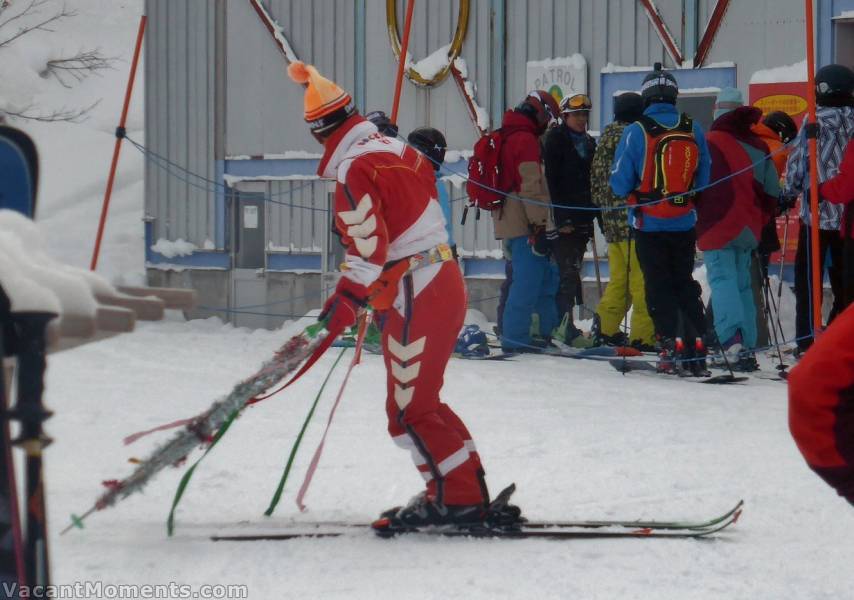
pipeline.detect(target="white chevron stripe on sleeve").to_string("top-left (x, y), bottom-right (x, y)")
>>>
top-left (339, 193), bottom-right (373, 225)
top-left (354, 236), bottom-right (378, 258)
top-left (387, 336), bottom-right (426, 362)
top-left (347, 214), bottom-right (377, 239)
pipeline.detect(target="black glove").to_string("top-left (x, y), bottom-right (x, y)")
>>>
top-left (777, 192), bottom-right (798, 216)
top-left (531, 228), bottom-right (558, 257)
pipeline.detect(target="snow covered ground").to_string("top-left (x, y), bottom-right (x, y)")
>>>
top-left (46, 316), bottom-right (853, 600)
top-left (5, 1), bottom-right (851, 598)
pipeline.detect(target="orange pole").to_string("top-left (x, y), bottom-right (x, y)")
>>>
top-left (803, 0), bottom-right (823, 335)
top-left (390, 0), bottom-right (415, 124)
top-left (90, 15), bottom-right (147, 271)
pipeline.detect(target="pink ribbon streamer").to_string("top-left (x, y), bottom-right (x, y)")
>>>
top-left (296, 315), bottom-right (369, 511)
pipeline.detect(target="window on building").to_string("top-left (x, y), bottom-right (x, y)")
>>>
top-left (676, 94), bottom-right (718, 131)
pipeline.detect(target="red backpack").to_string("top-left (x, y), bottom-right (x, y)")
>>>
top-left (629, 113), bottom-right (700, 220)
top-left (466, 130), bottom-right (510, 211)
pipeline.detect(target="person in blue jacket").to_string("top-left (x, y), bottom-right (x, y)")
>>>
top-left (408, 127), bottom-right (455, 253)
top-left (609, 65), bottom-right (712, 374)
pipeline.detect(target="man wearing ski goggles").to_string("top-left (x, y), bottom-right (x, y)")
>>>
top-left (543, 92), bottom-right (598, 347)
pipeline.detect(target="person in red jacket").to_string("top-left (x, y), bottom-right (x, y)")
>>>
top-left (492, 91), bottom-right (560, 352)
top-left (288, 62), bottom-right (493, 530)
top-left (788, 302), bottom-right (854, 506)
top-left (696, 91), bottom-right (780, 371)
top-left (819, 140), bottom-right (854, 310)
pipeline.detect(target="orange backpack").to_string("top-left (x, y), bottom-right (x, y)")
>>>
top-left (629, 113), bottom-right (700, 220)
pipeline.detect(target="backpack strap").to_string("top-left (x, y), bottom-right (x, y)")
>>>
top-left (636, 115), bottom-right (665, 137)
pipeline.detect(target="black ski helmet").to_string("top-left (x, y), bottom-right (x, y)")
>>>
top-left (815, 64), bottom-right (854, 105)
top-left (407, 127), bottom-right (447, 171)
top-left (365, 110), bottom-right (399, 138)
top-left (613, 92), bottom-right (644, 123)
top-left (763, 111), bottom-right (798, 144)
top-left (641, 63), bottom-right (679, 107)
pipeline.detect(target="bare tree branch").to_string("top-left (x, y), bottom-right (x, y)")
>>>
top-left (41, 49), bottom-right (115, 88)
top-left (0, 0), bottom-right (76, 49)
top-left (2, 99), bottom-right (101, 123)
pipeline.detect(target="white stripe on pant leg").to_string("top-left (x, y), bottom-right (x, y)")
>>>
top-left (464, 440), bottom-right (477, 453)
top-left (437, 446), bottom-right (471, 476)
top-left (392, 434), bottom-right (413, 450)
top-left (420, 470), bottom-right (433, 482)
top-left (391, 360), bottom-right (421, 384)
top-left (394, 383), bottom-right (415, 410)
top-left (391, 434), bottom-right (427, 466)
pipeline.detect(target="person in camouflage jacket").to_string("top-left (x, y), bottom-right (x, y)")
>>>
top-left (589, 93), bottom-right (654, 347)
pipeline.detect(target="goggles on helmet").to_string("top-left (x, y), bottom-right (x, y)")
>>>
top-left (560, 94), bottom-right (592, 114)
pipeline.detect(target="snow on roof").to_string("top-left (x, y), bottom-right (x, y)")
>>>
top-left (750, 60), bottom-right (808, 84)
top-left (601, 61), bottom-right (734, 73)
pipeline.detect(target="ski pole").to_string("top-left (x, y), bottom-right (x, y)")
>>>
top-left (777, 213), bottom-right (790, 300)
top-left (620, 232), bottom-right (633, 373)
top-left (0, 318), bottom-right (27, 589)
top-left (10, 312), bottom-right (57, 588)
top-left (757, 253), bottom-right (788, 374)
top-left (591, 233), bottom-right (604, 298)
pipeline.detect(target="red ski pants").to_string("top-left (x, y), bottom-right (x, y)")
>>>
top-left (380, 261), bottom-right (486, 506)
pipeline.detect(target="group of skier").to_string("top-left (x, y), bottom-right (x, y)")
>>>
top-left (286, 57), bottom-right (854, 530)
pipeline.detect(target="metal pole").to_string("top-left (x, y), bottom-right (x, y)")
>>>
top-left (803, 0), bottom-right (824, 336)
top-left (90, 15), bottom-right (146, 271)
top-left (390, 0), bottom-right (416, 124)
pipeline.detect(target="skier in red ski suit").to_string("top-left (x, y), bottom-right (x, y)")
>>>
top-left (788, 302), bottom-right (854, 506)
top-left (287, 62), bottom-right (490, 527)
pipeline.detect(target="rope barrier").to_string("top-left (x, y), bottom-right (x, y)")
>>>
top-left (126, 131), bottom-right (796, 215)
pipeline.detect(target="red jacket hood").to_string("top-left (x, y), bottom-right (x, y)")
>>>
top-left (710, 106), bottom-right (766, 152)
top-left (501, 109), bottom-right (542, 135)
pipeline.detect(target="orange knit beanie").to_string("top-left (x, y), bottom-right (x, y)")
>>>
top-left (288, 61), bottom-right (355, 137)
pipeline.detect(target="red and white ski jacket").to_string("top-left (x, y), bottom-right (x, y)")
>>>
top-left (317, 116), bottom-right (449, 313)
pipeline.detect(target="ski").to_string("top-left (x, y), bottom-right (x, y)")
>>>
top-left (211, 498), bottom-right (743, 542)
top-left (609, 359), bottom-right (749, 384)
top-left (211, 512), bottom-right (741, 542)
top-left (453, 352), bottom-right (515, 361)
top-left (238, 498), bottom-right (744, 534)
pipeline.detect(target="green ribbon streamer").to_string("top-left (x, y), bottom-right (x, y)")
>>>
top-left (166, 408), bottom-right (240, 536)
top-left (264, 347), bottom-right (347, 516)
top-left (165, 321), bottom-right (332, 535)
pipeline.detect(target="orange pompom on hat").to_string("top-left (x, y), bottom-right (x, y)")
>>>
top-left (288, 61), bottom-right (356, 137)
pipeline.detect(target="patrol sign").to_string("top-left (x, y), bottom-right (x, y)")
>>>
top-left (526, 55), bottom-right (588, 103)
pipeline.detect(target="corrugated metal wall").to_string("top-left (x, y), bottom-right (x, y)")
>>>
top-left (225, 0), bottom-right (356, 155)
top-left (267, 180), bottom-right (330, 254)
top-left (145, 0), bottom-right (217, 246)
top-left (505, 0), bottom-right (682, 131)
top-left (145, 0), bottom-right (811, 259)
top-left (697, 0), bottom-right (806, 88)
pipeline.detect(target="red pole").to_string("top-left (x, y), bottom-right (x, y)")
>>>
top-left (390, 0), bottom-right (415, 124)
top-left (90, 15), bottom-right (147, 271)
top-left (803, 0), bottom-right (823, 335)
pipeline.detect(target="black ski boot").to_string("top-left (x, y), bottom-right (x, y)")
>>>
top-left (656, 337), bottom-right (686, 375)
top-left (372, 492), bottom-right (486, 537)
top-left (689, 337), bottom-right (711, 377)
top-left (484, 483), bottom-right (524, 530)
top-left (733, 351), bottom-right (759, 372)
